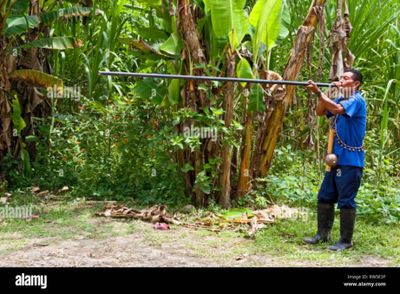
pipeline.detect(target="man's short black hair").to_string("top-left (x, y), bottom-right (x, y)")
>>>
top-left (344, 68), bottom-right (363, 86)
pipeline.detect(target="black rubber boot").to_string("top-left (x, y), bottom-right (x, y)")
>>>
top-left (328, 208), bottom-right (356, 251)
top-left (304, 202), bottom-right (334, 244)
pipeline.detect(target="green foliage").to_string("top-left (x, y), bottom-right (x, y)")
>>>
top-left (249, 0), bottom-right (283, 61)
top-left (236, 58), bottom-right (254, 87)
top-left (194, 171), bottom-right (211, 195)
top-left (4, 5), bottom-right (96, 37)
top-left (248, 84), bottom-right (265, 112)
top-left (207, 0), bottom-right (248, 48)
top-left (11, 95), bottom-right (26, 135)
top-left (357, 182), bottom-right (400, 225)
top-left (4, 15), bottom-right (40, 36)
top-left (40, 7), bottom-right (96, 25)
top-left (160, 32), bottom-right (182, 56)
top-left (235, 192), bottom-right (271, 210)
top-left (347, 0), bottom-right (400, 60)
top-left (20, 37), bottom-right (82, 50)
top-left (5, 89), bottom-right (187, 205)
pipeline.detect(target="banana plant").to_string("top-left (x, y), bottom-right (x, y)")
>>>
top-left (234, 0), bottom-right (284, 197)
top-left (201, 0), bottom-right (249, 206)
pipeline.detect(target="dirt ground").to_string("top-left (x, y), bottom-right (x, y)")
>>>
top-left (0, 217), bottom-right (394, 267)
top-left (0, 220), bottom-right (277, 267)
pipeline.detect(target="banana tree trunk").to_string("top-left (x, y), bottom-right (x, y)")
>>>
top-left (219, 48), bottom-right (235, 208)
top-left (329, 0), bottom-right (354, 81)
top-left (251, 70), bottom-right (285, 179)
top-left (0, 42), bottom-right (11, 166)
top-left (258, 0), bottom-right (328, 177)
top-left (0, 0), bottom-right (12, 180)
top-left (177, 0), bottom-right (208, 206)
top-left (18, 0), bottom-right (45, 161)
top-left (237, 104), bottom-right (253, 198)
top-left (0, 2), bottom-right (16, 181)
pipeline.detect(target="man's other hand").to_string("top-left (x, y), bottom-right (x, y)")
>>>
top-left (306, 80), bottom-right (321, 94)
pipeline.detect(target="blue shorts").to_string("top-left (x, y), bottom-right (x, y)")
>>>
top-left (318, 166), bottom-right (363, 209)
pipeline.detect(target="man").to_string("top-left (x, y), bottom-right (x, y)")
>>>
top-left (304, 69), bottom-right (366, 251)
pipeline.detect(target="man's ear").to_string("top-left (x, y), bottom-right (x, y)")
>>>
top-left (354, 81), bottom-right (360, 89)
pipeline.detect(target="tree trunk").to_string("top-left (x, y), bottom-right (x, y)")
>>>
top-left (219, 48), bottom-right (235, 208)
top-left (177, 0), bottom-right (208, 206)
top-left (329, 0), bottom-right (354, 81)
top-left (237, 103), bottom-right (253, 198)
top-left (0, 41), bottom-right (11, 165)
top-left (0, 3), bottom-right (12, 181)
top-left (251, 70), bottom-right (285, 179)
top-left (17, 0), bottom-right (45, 162)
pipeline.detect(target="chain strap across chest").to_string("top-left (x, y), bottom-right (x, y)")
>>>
top-left (332, 115), bottom-right (364, 152)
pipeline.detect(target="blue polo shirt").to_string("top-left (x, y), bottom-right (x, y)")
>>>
top-left (327, 91), bottom-right (367, 168)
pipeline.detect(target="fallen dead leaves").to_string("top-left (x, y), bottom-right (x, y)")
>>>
top-left (96, 203), bottom-right (307, 237)
top-left (217, 205), bottom-right (304, 238)
top-left (96, 204), bottom-right (181, 227)
top-left (31, 186), bottom-right (69, 196)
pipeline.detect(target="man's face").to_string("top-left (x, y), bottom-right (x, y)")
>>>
top-left (339, 72), bottom-right (360, 89)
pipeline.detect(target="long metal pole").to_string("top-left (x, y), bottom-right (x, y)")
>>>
top-left (98, 71), bottom-right (334, 88)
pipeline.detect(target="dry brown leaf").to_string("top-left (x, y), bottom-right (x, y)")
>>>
top-left (151, 215), bottom-right (161, 223)
top-left (57, 186), bottom-right (69, 194)
top-left (36, 190), bottom-right (49, 197)
top-left (253, 209), bottom-right (275, 224)
top-left (33, 243), bottom-right (49, 247)
top-left (32, 186), bottom-right (40, 193)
